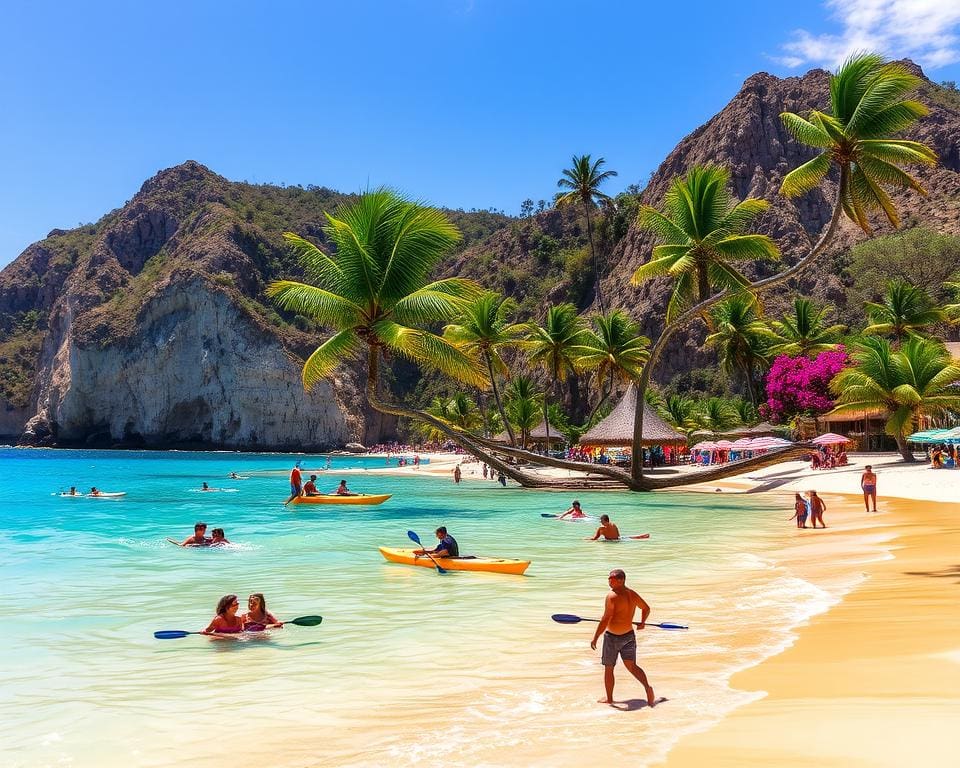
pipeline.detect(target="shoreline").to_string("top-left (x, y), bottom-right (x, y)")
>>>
top-left (661, 460), bottom-right (960, 767)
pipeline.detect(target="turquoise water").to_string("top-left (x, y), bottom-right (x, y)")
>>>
top-left (0, 448), bottom-right (868, 767)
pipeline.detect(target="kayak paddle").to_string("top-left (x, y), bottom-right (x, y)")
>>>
top-left (541, 513), bottom-right (558, 518)
top-left (406, 530), bottom-right (447, 574)
top-left (585, 533), bottom-right (651, 541)
top-left (551, 613), bottom-right (688, 630)
top-left (154, 615), bottom-right (323, 639)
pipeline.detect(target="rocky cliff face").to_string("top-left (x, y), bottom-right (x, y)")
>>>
top-left (2, 64), bottom-right (958, 446)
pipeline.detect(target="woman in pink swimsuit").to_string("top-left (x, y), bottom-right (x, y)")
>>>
top-left (203, 594), bottom-right (244, 634)
top-left (242, 593), bottom-right (283, 630)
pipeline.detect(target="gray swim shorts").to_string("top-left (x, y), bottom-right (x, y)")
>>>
top-left (601, 630), bottom-right (637, 666)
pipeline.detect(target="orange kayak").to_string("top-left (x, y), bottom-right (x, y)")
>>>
top-left (290, 493), bottom-right (392, 506)
top-left (378, 547), bottom-right (530, 575)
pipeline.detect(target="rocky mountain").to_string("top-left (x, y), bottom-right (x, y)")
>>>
top-left (1, 62), bottom-right (958, 448)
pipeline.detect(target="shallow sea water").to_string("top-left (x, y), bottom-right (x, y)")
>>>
top-left (0, 448), bottom-right (886, 767)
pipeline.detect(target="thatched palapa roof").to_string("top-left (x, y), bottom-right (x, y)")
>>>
top-left (720, 421), bottom-right (781, 437)
top-left (579, 385), bottom-right (686, 446)
top-left (492, 418), bottom-right (565, 445)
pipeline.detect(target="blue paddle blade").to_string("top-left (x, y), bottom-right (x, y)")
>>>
top-left (540, 513), bottom-right (558, 518)
top-left (551, 614), bottom-right (583, 623)
top-left (154, 630), bottom-right (192, 639)
top-left (406, 530), bottom-right (422, 545)
top-left (656, 622), bottom-right (688, 630)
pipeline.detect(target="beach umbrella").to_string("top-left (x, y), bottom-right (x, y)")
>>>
top-left (692, 441), bottom-right (715, 451)
top-left (715, 439), bottom-right (734, 448)
top-left (749, 436), bottom-right (792, 449)
top-left (732, 438), bottom-right (753, 448)
top-left (811, 432), bottom-right (851, 445)
top-left (907, 428), bottom-right (953, 443)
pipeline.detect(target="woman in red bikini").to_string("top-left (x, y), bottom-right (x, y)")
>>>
top-left (203, 594), bottom-right (244, 634)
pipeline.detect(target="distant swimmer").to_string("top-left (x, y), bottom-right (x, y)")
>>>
top-left (243, 593), bottom-right (283, 629)
top-left (180, 522), bottom-right (211, 547)
top-left (413, 526), bottom-right (459, 558)
top-left (303, 475), bottom-right (320, 496)
top-left (203, 594), bottom-right (243, 634)
top-left (201, 482), bottom-right (216, 492)
top-left (229, 472), bottom-right (240, 480)
top-left (587, 515), bottom-right (621, 541)
top-left (67, 486), bottom-right (78, 496)
top-left (333, 479), bottom-right (356, 496)
top-left (591, 569), bottom-right (656, 708)
top-left (89, 487), bottom-right (101, 497)
top-left (558, 500), bottom-right (587, 519)
top-left (210, 528), bottom-right (231, 546)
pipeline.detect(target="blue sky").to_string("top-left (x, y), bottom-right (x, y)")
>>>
top-left (2, 0), bottom-right (959, 268)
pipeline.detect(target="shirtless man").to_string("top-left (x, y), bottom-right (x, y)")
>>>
top-left (590, 569), bottom-right (656, 707)
top-left (558, 500), bottom-right (587, 520)
top-left (302, 475), bottom-right (320, 496)
top-left (180, 522), bottom-right (211, 547)
top-left (860, 465), bottom-right (878, 512)
top-left (587, 514), bottom-right (621, 541)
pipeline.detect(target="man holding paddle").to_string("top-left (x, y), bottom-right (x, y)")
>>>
top-left (590, 569), bottom-right (656, 708)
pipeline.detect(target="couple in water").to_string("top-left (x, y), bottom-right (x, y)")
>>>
top-left (178, 522), bottom-right (230, 546)
top-left (557, 501), bottom-right (625, 541)
top-left (203, 593), bottom-right (283, 634)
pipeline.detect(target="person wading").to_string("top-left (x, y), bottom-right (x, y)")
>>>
top-left (590, 569), bottom-right (656, 708)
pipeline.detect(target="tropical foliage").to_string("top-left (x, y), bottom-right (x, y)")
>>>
top-left (573, 309), bottom-right (650, 417)
top-left (631, 165), bottom-right (779, 322)
top-left (863, 280), bottom-right (946, 341)
top-left (761, 347), bottom-right (848, 424)
top-left (267, 189), bottom-right (483, 390)
top-left (769, 297), bottom-right (845, 357)
top-left (830, 337), bottom-right (960, 460)
top-left (779, 53), bottom-right (937, 231)
top-left (556, 155), bottom-right (618, 312)
top-left (705, 294), bottom-right (775, 404)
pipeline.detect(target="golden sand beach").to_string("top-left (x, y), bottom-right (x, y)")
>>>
top-left (664, 456), bottom-right (960, 768)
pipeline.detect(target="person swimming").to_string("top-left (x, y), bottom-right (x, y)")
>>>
top-left (587, 515), bottom-right (621, 541)
top-left (180, 522), bottom-right (211, 547)
top-left (243, 593), bottom-right (283, 629)
top-left (558, 500), bottom-right (587, 519)
top-left (203, 594), bottom-right (243, 634)
top-left (210, 528), bottom-right (230, 546)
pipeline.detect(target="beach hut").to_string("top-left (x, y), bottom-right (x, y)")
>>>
top-left (491, 418), bottom-right (565, 450)
top-left (720, 421), bottom-right (782, 438)
top-left (579, 385), bottom-right (686, 465)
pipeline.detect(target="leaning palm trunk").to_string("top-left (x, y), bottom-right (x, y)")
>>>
top-left (364, 349), bottom-right (548, 487)
top-left (584, 202), bottom-right (604, 314)
top-left (894, 433), bottom-right (915, 462)
top-left (631, 176), bottom-right (847, 484)
top-left (486, 351), bottom-right (515, 446)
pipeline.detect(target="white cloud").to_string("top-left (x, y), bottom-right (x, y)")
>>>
top-left (777, 0), bottom-right (960, 70)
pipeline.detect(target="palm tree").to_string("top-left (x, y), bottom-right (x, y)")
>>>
top-left (863, 280), bottom-right (946, 343)
top-left (770, 297), bottom-right (845, 357)
top-left (573, 309), bottom-right (650, 420)
top-left (524, 303), bottom-right (589, 450)
top-left (629, 52), bottom-right (937, 486)
top-left (779, 55), bottom-right (937, 231)
top-left (631, 165), bottom-right (780, 322)
top-left (659, 394), bottom-right (698, 434)
top-left (694, 397), bottom-right (742, 433)
top-left (556, 155), bottom-right (618, 312)
top-left (830, 336), bottom-right (960, 461)
top-left (443, 291), bottom-right (526, 446)
top-left (504, 376), bottom-right (543, 450)
top-left (705, 294), bottom-right (776, 404)
top-left (446, 392), bottom-right (483, 431)
top-left (266, 189), bottom-right (530, 476)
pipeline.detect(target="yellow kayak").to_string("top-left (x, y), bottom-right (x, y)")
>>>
top-left (290, 493), bottom-right (392, 506)
top-left (378, 547), bottom-right (530, 575)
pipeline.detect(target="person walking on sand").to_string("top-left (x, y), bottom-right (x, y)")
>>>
top-left (590, 569), bottom-right (656, 708)
top-left (861, 465), bottom-right (878, 512)
top-left (789, 492), bottom-right (808, 528)
top-left (809, 491), bottom-right (827, 528)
